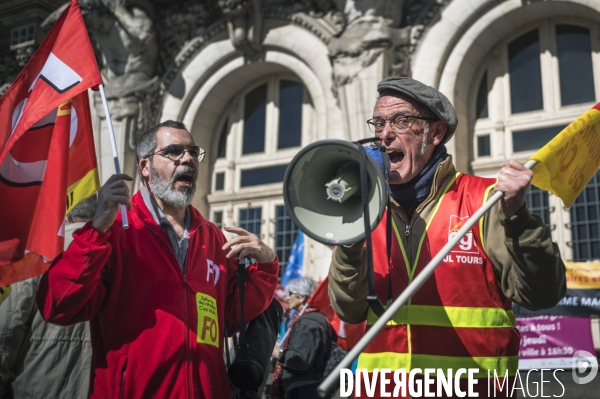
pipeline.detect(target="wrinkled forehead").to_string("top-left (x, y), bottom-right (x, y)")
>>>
top-left (374, 92), bottom-right (433, 118)
top-left (155, 127), bottom-right (195, 148)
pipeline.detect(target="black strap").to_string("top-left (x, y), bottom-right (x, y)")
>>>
top-left (237, 257), bottom-right (248, 348)
top-left (356, 143), bottom-right (386, 317)
top-left (380, 144), bottom-right (394, 308)
top-left (224, 318), bottom-right (231, 368)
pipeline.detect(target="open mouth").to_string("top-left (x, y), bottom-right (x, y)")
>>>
top-left (386, 148), bottom-right (405, 165)
top-left (174, 173), bottom-right (194, 187)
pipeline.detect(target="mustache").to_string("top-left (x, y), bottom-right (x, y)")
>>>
top-left (170, 165), bottom-right (197, 184)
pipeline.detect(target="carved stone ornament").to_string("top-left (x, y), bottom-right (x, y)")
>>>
top-left (78, 0), bottom-right (161, 143)
top-left (218, 0), bottom-right (263, 55)
top-left (328, 0), bottom-right (409, 89)
top-left (0, 45), bottom-right (37, 97)
top-left (0, 50), bottom-right (20, 97)
top-left (36, 0), bottom-right (449, 131)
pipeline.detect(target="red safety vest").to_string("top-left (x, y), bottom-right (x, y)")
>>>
top-left (356, 173), bottom-right (519, 398)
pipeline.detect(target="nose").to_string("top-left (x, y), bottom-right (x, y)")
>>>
top-left (378, 121), bottom-right (396, 142)
top-left (179, 149), bottom-right (196, 164)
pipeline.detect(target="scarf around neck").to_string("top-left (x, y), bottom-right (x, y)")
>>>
top-left (388, 144), bottom-right (448, 204)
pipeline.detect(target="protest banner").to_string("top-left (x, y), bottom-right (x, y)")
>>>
top-left (517, 315), bottom-right (597, 370)
top-left (514, 262), bottom-right (600, 316)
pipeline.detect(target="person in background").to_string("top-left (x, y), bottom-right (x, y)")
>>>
top-left (36, 120), bottom-right (278, 398)
top-left (328, 77), bottom-right (566, 397)
top-left (271, 277), bottom-right (336, 399)
top-left (0, 195), bottom-right (97, 399)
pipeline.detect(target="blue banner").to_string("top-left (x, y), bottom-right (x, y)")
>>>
top-left (281, 231), bottom-right (304, 286)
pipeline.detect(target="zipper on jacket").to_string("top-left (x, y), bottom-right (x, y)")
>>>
top-left (183, 250), bottom-right (193, 399)
top-left (147, 225), bottom-right (195, 398)
top-left (119, 369), bottom-right (126, 399)
top-left (406, 215), bottom-right (416, 269)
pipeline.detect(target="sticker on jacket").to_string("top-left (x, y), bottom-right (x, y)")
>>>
top-left (196, 293), bottom-right (219, 348)
top-left (444, 215), bottom-right (484, 265)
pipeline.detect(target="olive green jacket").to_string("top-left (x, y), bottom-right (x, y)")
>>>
top-left (328, 155), bottom-right (567, 323)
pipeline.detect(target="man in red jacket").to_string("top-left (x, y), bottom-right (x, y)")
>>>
top-left (37, 120), bottom-right (279, 398)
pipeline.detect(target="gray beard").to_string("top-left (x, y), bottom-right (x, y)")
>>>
top-left (149, 164), bottom-right (196, 207)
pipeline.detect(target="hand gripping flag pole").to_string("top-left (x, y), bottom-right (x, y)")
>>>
top-left (317, 159), bottom-right (537, 397)
top-left (98, 84), bottom-right (129, 229)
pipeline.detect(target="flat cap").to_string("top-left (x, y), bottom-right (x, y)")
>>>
top-left (377, 77), bottom-right (458, 144)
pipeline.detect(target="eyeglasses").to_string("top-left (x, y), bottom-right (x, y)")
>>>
top-left (367, 114), bottom-right (437, 135)
top-left (145, 144), bottom-right (205, 163)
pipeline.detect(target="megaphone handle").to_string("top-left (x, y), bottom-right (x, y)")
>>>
top-left (357, 144), bottom-right (386, 317)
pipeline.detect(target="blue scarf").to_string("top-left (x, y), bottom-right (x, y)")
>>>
top-left (388, 144), bottom-right (448, 210)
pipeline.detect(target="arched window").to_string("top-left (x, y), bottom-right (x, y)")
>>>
top-left (471, 20), bottom-right (600, 260)
top-left (209, 74), bottom-right (312, 276)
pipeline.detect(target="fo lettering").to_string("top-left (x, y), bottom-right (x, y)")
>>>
top-left (201, 316), bottom-right (217, 342)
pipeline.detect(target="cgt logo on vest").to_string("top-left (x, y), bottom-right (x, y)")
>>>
top-left (443, 215), bottom-right (484, 265)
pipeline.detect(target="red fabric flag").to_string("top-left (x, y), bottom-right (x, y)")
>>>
top-left (308, 278), bottom-right (366, 351)
top-left (0, 0), bottom-right (101, 286)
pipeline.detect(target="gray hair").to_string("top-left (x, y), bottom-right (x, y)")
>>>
top-left (136, 120), bottom-right (188, 179)
top-left (136, 120), bottom-right (188, 161)
top-left (285, 277), bottom-right (317, 298)
top-left (68, 194), bottom-right (97, 221)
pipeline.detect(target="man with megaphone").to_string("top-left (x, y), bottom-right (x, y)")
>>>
top-left (327, 77), bottom-right (566, 398)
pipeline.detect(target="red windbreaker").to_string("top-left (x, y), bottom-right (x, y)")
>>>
top-left (37, 191), bottom-right (279, 398)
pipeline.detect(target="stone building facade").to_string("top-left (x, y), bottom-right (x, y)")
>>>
top-left (2, 0), bottom-right (600, 283)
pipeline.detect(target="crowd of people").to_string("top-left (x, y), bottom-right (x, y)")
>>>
top-left (0, 77), bottom-right (566, 398)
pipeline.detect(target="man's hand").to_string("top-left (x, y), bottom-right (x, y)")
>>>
top-left (495, 160), bottom-right (533, 218)
top-left (222, 227), bottom-right (277, 264)
top-left (92, 174), bottom-right (133, 233)
top-left (272, 343), bottom-right (282, 359)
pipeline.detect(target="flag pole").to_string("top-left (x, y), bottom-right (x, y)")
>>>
top-left (98, 83), bottom-right (129, 229)
top-left (278, 302), bottom-right (309, 345)
top-left (317, 159), bottom-right (537, 397)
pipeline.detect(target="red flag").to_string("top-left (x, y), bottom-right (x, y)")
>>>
top-left (308, 278), bottom-right (366, 351)
top-left (0, 0), bottom-right (101, 286)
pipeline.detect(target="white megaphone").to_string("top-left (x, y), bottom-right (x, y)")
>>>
top-left (283, 139), bottom-right (387, 246)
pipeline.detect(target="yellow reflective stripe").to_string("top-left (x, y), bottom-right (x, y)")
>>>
top-left (479, 183), bottom-right (495, 254)
top-left (357, 352), bottom-right (518, 378)
top-left (389, 172), bottom-right (459, 374)
top-left (367, 305), bottom-right (516, 328)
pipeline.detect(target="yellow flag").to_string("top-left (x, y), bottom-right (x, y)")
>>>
top-left (564, 261), bottom-right (600, 289)
top-left (529, 103), bottom-right (600, 207)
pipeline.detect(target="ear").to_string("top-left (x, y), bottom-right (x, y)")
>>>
top-left (139, 158), bottom-right (151, 179)
top-left (430, 121), bottom-right (448, 146)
